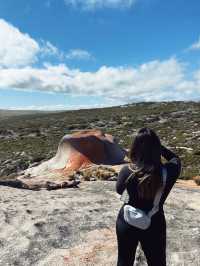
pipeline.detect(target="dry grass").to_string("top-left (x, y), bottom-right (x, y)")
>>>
top-left (80, 166), bottom-right (117, 181)
top-left (193, 176), bottom-right (200, 186)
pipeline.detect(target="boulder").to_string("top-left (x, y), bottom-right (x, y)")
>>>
top-left (1, 130), bottom-right (127, 190)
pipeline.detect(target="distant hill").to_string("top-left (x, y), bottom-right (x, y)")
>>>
top-left (0, 110), bottom-right (53, 119)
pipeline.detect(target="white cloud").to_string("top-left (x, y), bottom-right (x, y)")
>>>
top-left (7, 104), bottom-right (68, 111)
top-left (188, 37), bottom-right (200, 51)
top-left (66, 49), bottom-right (93, 60)
top-left (0, 19), bottom-right (40, 67)
top-left (6, 102), bottom-right (113, 111)
top-left (39, 42), bottom-right (93, 61)
top-left (64, 0), bottom-right (137, 10)
top-left (0, 19), bottom-right (92, 68)
top-left (40, 41), bottom-right (65, 60)
top-left (40, 41), bottom-right (59, 56)
top-left (1, 58), bottom-right (200, 102)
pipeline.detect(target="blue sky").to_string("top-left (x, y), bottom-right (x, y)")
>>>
top-left (0, 0), bottom-right (200, 110)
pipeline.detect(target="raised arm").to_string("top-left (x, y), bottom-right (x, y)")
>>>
top-left (161, 145), bottom-right (181, 202)
top-left (116, 165), bottom-right (131, 195)
top-left (161, 145), bottom-right (181, 179)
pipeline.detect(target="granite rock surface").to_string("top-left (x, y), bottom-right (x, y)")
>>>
top-left (0, 181), bottom-right (199, 266)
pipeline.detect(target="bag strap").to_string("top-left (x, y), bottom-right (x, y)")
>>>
top-left (148, 167), bottom-right (167, 218)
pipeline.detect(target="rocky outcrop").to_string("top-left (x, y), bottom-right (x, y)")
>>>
top-left (23, 129), bottom-right (126, 177)
top-left (0, 130), bottom-right (126, 190)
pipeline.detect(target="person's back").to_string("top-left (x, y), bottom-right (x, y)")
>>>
top-left (116, 127), bottom-right (181, 266)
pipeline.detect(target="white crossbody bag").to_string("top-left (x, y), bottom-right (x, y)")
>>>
top-left (123, 167), bottom-right (167, 230)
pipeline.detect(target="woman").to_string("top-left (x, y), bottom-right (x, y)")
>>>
top-left (116, 127), bottom-right (181, 266)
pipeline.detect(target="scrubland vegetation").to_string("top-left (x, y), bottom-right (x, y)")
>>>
top-left (0, 101), bottom-right (200, 181)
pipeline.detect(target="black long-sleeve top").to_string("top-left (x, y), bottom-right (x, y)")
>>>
top-left (116, 146), bottom-right (181, 213)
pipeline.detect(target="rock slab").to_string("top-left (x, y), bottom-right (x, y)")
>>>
top-left (0, 182), bottom-right (199, 266)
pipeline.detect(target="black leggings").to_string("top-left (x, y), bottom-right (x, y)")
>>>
top-left (116, 208), bottom-right (166, 266)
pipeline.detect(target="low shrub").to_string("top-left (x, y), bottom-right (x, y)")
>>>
top-left (193, 176), bottom-right (200, 186)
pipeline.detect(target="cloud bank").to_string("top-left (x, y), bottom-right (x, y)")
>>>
top-left (1, 58), bottom-right (200, 102)
top-left (1, 18), bottom-right (200, 108)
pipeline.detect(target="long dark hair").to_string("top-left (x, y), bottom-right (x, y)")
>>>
top-left (128, 127), bottom-right (162, 200)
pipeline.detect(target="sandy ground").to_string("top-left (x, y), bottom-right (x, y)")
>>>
top-left (0, 181), bottom-right (200, 266)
